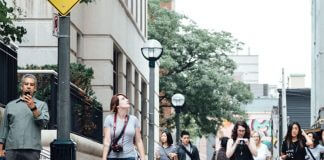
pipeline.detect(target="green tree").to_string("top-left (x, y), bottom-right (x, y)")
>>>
top-left (0, 0), bottom-right (26, 44)
top-left (148, 0), bottom-right (253, 136)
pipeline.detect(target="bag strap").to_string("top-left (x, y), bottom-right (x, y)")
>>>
top-left (160, 144), bottom-right (172, 160)
top-left (108, 114), bottom-right (129, 155)
top-left (306, 147), bottom-right (316, 160)
top-left (180, 144), bottom-right (194, 159)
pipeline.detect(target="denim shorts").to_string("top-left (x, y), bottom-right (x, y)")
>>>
top-left (107, 158), bottom-right (135, 160)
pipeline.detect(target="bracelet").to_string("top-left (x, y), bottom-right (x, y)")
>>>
top-left (30, 107), bottom-right (37, 111)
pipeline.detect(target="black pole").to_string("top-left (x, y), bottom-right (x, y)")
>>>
top-left (50, 14), bottom-right (76, 160)
top-left (148, 60), bottom-right (155, 160)
top-left (175, 106), bottom-right (180, 144)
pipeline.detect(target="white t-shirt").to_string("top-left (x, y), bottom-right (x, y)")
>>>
top-left (253, 143), bottom-right (270, 160)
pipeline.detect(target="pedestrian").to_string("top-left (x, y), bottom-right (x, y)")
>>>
top-left (102, 93), bottom-right (145, 160)
top-left (226, 121), bottom-right (257, 160)
top-left (0, 74), bottom-right (50, 160)
top-left (251, 131), bottom-right (271, 160)
top-left (280, 122), bottom-right (313, 160)
top-left (305, 132), bottom-right (324, 160)
top-left (215, 137), bottom-right (229, 160)
top-left (155, 129), bottom-right (178, 160)
top-left (177, 130), bottom-right (200, 160)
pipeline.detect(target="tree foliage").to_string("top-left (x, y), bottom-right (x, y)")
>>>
top-left (19, 63), bottom-right (102, 110)
top-left (0, 0), bottom-right (26, 44)
top-left (148, 0), bottom-right (253, 136)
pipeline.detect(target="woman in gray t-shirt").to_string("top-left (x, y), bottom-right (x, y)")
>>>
top-left (155, 130), bottom-right (178, 160)
top-left (306, 132), bottom-right (324, 160)
top-left (102, 94), bottom-right (145, 160)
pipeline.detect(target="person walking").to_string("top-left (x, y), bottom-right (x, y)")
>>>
top-left (177, 130), bottom-right (200, 160)
top-left (0, 74), bottom-right (50, 160)
top-left (305, 132), bottom-right (324, 160)
top-left (155, 130), bottom-right (178, 160)
top-left (102, 94), bottom-right (145, 160)
top-left (226, 121), bottom-right (257, 160)
top-left (280, 122), bottom-right (313, 160)
top-left (215, 137), bottom-right (229, 160)
top-left (251, 131), bottom-right (271, 160)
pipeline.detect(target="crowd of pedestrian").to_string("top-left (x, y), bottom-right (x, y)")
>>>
top-left (2, 79), bottom-right (324, 160)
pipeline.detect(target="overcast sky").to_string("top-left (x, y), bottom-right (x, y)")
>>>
top-left (175, 0), bottom-right (312, 87)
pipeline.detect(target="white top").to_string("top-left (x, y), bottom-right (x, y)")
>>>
top-left (253, 143), bottom-right (270, 160)
top-left (306, 144), bottom-right (324, 160)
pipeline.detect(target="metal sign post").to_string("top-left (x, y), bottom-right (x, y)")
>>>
top-left (48, 0), bottom-right (80, 159)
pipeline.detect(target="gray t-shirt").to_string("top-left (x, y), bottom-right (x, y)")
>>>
top-left (157, 144), bottom-right (177, 160)
top-left (306, 144), bottom-right (324, 160)
top-left (104, 114), bottom-right (140, 158)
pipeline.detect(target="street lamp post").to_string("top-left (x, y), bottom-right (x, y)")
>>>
top-left (141, 39), bottom-right (163, 160)
top-left (171, 93), bottom-right (185, 144)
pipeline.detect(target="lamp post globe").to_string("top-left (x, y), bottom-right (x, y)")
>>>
top-left (141, 39), bottom-right (163, 160)
top-left (141, 39), bottom-right (163, 67)
top-left (171, 93), bottom-right (185, 144)
top-left (172, 93), bottom-right (185, 107)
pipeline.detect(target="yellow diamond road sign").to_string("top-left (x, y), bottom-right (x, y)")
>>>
top-left (48, 0), bottom-right (80, 16)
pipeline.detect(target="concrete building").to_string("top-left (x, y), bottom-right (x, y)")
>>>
top-left (8, 0), bottom-right (159, 159)
top-left (311, 0), bottom-right (324, 126)
top-left (288, 74), bottom-right (306, 88)
top-left (228, 54), bottom-right (259, 84)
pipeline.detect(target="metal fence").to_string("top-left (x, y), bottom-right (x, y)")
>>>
top-left (0, 42), bottom-right (18, 107)
top-left (18, 70), bottom-right (103, 143)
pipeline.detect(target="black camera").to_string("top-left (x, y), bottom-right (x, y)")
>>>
top-left (111, 144), bottom-right (123, 152)
top-left (239, 140), bottom-right (245, 145)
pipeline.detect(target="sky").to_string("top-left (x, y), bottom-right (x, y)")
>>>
top-left (175, 0), bottom-right (312, 87)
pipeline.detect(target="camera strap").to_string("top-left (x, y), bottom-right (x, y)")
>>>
top-left (108, 114), bottom-right (129, 155)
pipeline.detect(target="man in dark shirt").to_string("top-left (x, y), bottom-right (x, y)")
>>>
top-left (177, 130), bottom-right (200, 160)
top-left (0, 74), bottom-right (49, 160)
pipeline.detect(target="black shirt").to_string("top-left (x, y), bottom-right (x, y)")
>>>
top-left (230, 143), bottom-right (254, 160)
top-left (282, 139), bottom-right (306, 160)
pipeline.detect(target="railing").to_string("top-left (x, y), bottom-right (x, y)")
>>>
top-left (18, 70), bottom-right (103, 143)
top-left (0, 41), bottom-right (18, 106)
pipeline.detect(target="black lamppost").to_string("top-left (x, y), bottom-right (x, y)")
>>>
top-left (171, 93), bottom-right (185, 144)
top-left (141, 39), bottom-right (163, 160)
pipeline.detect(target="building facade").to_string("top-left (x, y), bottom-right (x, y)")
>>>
top-left (311, 0), bottom-right (324, 126)
top-left (9, 0), bottom-right (159, 159)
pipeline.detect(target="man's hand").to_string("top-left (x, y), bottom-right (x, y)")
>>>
top-left (22, 95), bottom-right (35, 109)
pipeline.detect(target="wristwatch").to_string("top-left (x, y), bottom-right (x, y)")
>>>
top-left (30, 107), bottom-right (37, 111)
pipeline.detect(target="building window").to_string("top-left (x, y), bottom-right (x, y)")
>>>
top-left (144, 0), bottom-right (147, 37)
top-left (136, 0), bottom-right (139, 23)
top-left (76, 32), bottom-right (82, 63)
top-left (141, 81), bottom-right (148, 152)
top-left (140, 0), bottom-right (143, 31)
top-left (113, 47), bottom-right (120, 94)
top-left (126, 61), bottom-right (134, 114)
top-left (124, 0), bottom-right (128, 7)
top-left (131, 0), bottom-right (134, 15)
top-left (134, 71), bottom-right (139, 118)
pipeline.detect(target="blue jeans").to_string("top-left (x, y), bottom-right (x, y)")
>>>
top-left (108, 158), bottom-right (135, 160)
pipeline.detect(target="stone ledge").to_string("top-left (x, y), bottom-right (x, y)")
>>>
top-left (41, 130), bottom-right (103, 157)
